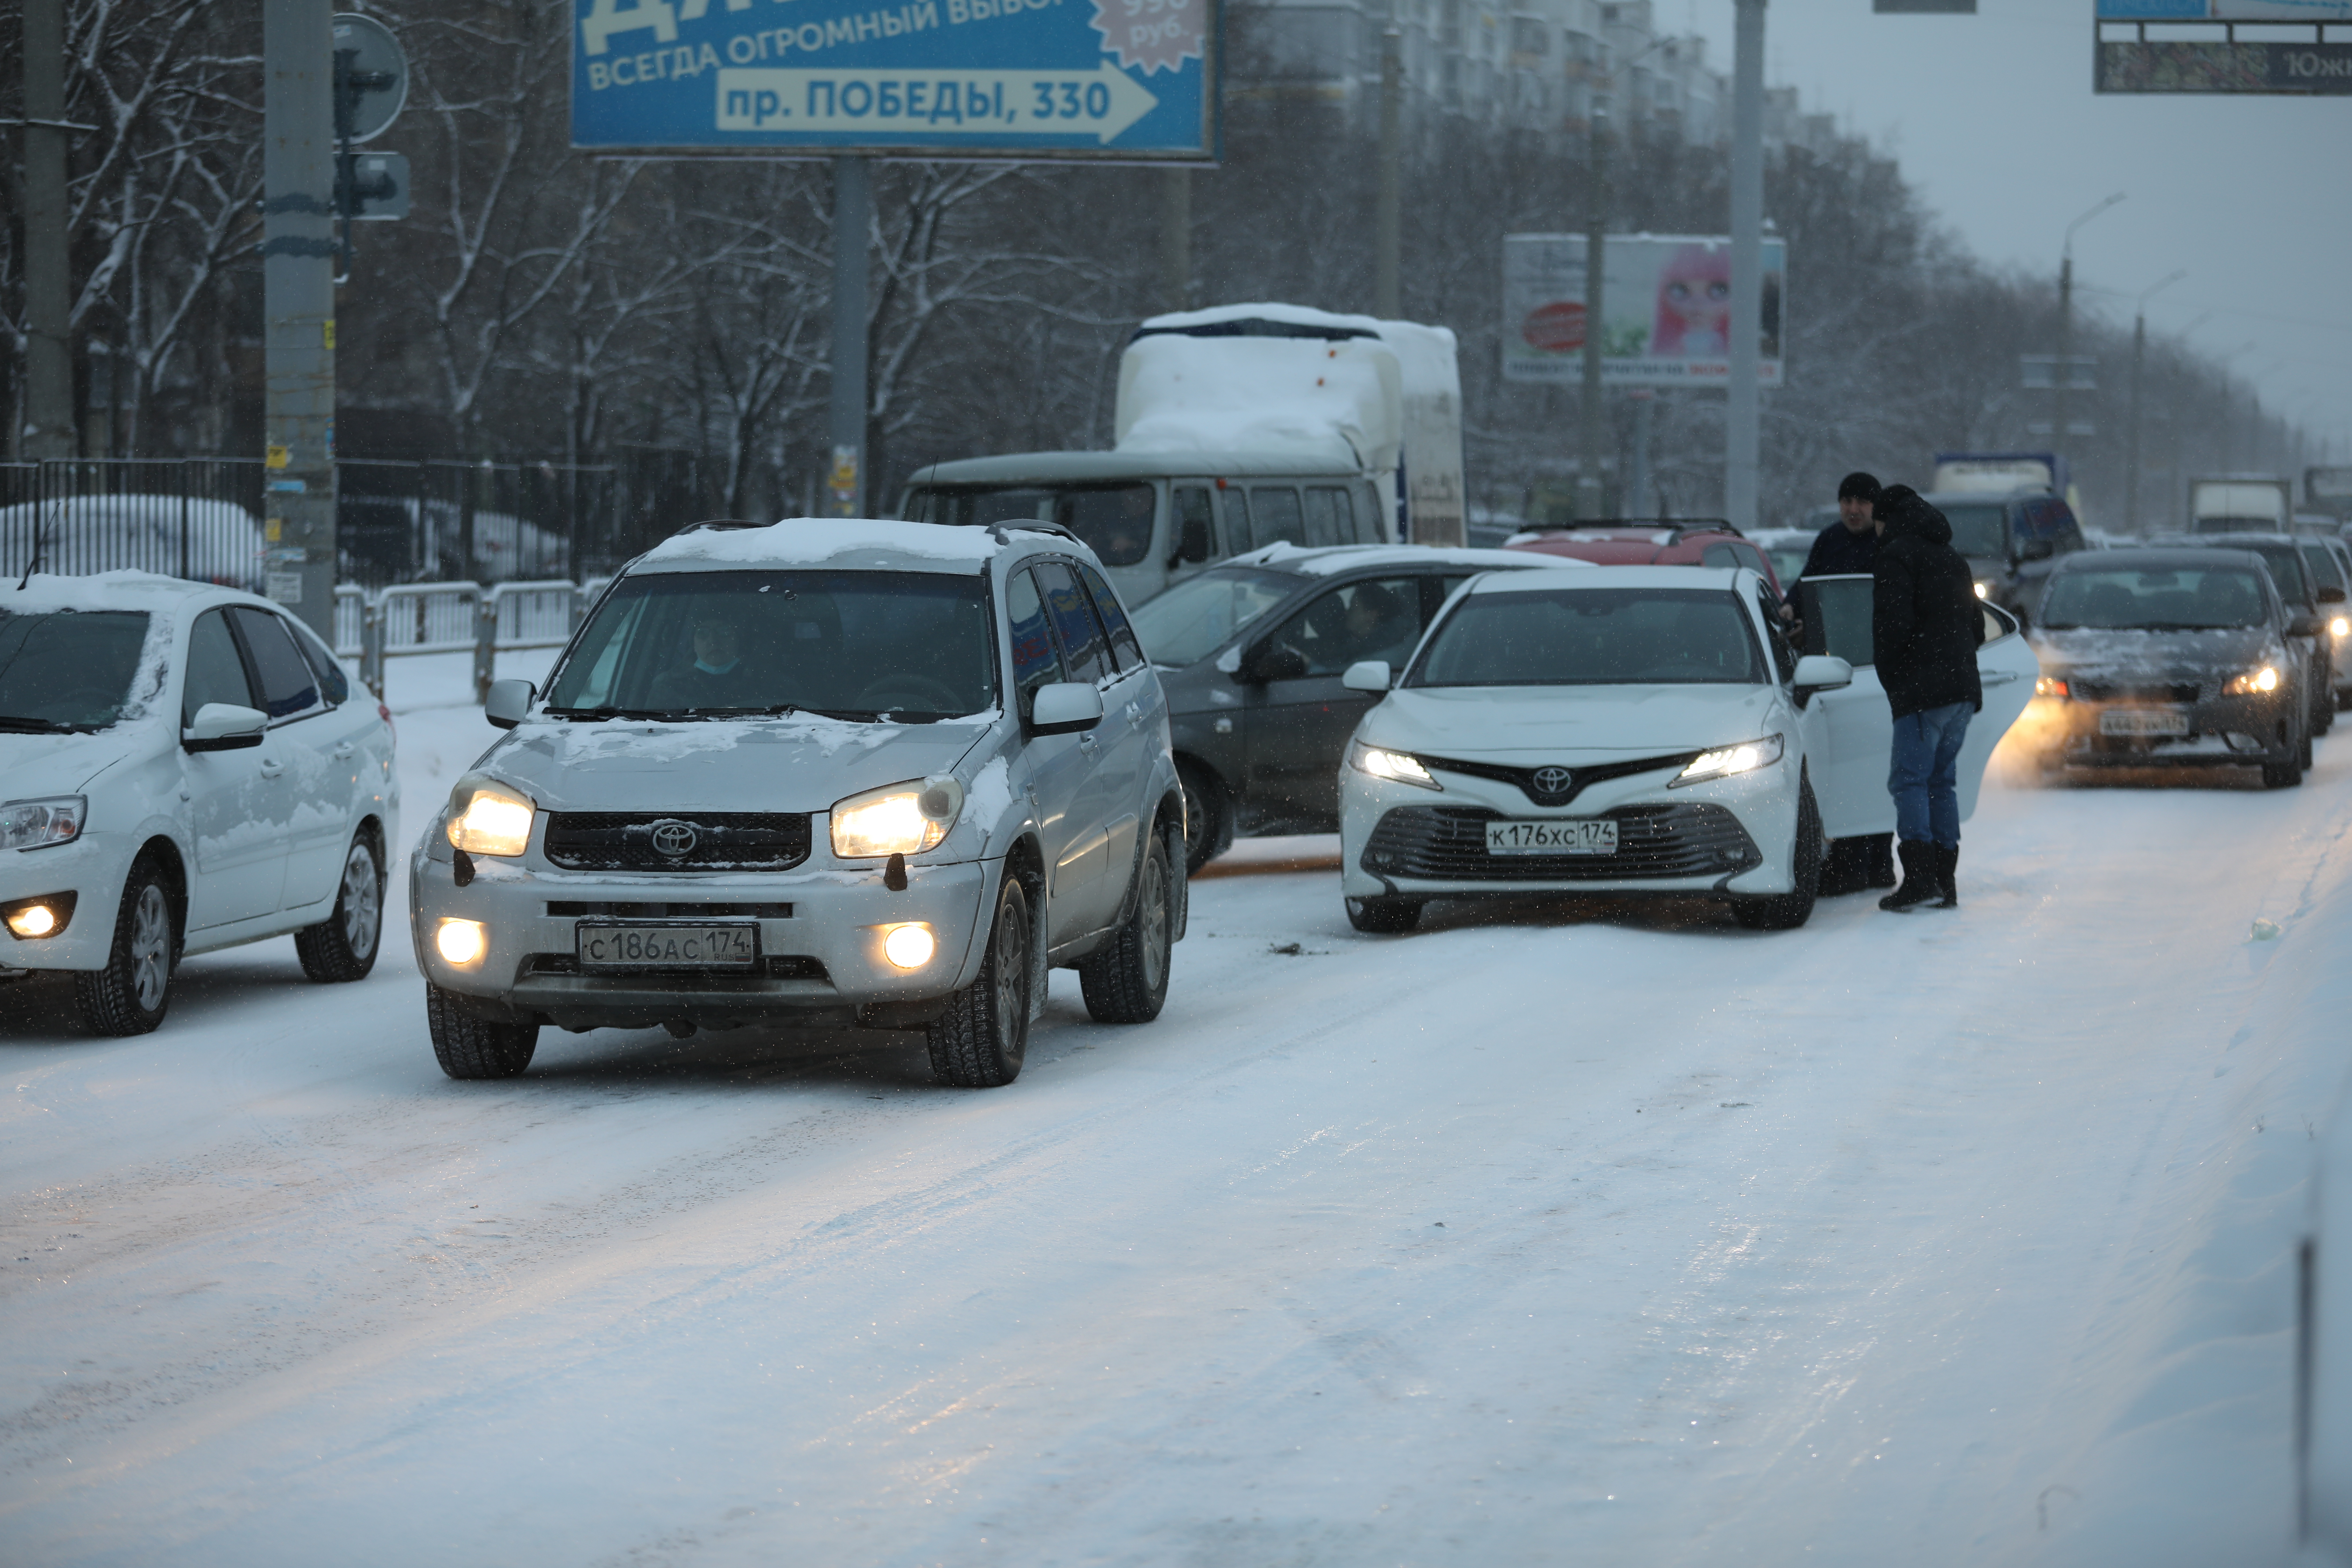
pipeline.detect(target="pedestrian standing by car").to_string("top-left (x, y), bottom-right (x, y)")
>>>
top-left (1802, 471), bottom-right (1883, 579)
top-left (1873, 484), bottom-right (1984, 912)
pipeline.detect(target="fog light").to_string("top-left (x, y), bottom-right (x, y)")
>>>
top-left (882, 924), bottom-right (936, 970)
top-left (7, 904), bottom-right (56, 938)
top-left (436, 918), bottom-right (488, 965)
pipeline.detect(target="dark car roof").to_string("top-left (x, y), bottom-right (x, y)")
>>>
top-left (2054, 545), bottom-right (2269, 572)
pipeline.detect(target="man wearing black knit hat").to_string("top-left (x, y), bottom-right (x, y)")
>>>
top-left (1801, 471), bottom-right (1883, 580)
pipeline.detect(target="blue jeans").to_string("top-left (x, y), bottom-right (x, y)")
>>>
top-left (1888, 701), bottom-right (1972, 847)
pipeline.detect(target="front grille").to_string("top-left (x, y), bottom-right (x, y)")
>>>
top-left (542, 812), bottom-right (811, 872)
top-left (2073, 681), bottom-right (2201, 704)
top-left (1360, 804), bottom-right (1761, 882)
top-left (1415, 750), bottom-right (1700, 807)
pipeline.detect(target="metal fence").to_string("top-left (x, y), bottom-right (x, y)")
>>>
top-left (331, 578), bottom-right (595, 702)
top-left (1, 452), bottom-right (715, 592)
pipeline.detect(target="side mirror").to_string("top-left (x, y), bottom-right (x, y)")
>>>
top-left (1245, 644), bottom-right (1308, 684)
top-left (1341, 659), bottom-right (1392, 693)
top-left (485, 678), bottom-right (535, 730)
top-left (183, 702), bottom-right (267, 752)
top-left (1792, 654), bottom-right (1853, 704)
top-left (2017, 538), bottom-right (2054, 563)
top-left (2288, 612), bottom-right (2323, 639)
top-left (2320, 584), bottom-right (2347, 605)
top-left (1030, 681), bottom-right (1105, 736)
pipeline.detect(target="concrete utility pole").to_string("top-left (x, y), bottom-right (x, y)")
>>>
top-left (262, 0), bottom-right (340, 637)
top-left (2053, 191), bottom-right (2124, 468)
top-left (19, 0), bottom-right (76, 461)
top-left (1160, 168), bottom-right (1190, 315)
top-left (827, 155), bottom-right (871, 517)
top-left (1628, 388), bottom-right (1654, 520)
top-left (1375, 22), bottom-right (1403, 320)
top-left (2124, 268), bottom-right (2186, 534)
top-left (1724, 0), bottom-right (1764, 534)
top-left (1577, 114), bottom-right (1609, 521)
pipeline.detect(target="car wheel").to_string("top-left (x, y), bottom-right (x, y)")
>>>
top-left (2303, 721), bottom-right (2317, 771)
top-left (426, 982), bottom-right (539, 1079)
top-left (1345, 895), bottom-right (1423, 933)
top-left (295, 833), bottom-right (383, 982)
top-left (926, 874), bottom-right (1031, 1087)
top-left (74, 858), bottom-right (177, 1037)
top-left (1731, 777), bottom-right (1823, 931)
top-left (1080, 828), bottom-right (1174, 1024)
top-left (1178, 760), bottom-right (1233, 875)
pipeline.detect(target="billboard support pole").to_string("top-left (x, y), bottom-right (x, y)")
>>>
top-left (1376, 23), bottom-right (1403, 320)
top-left (1725, 0), bottom-right (1764, 534)
top-left (1629, 390), bottom-right (1654, 521)
top-left (1577, 116), bottom-right (1609, 522)
top-left (828, 155), bottom-right (871, 518)
top-left (2125, 268), bottom-right (2186, 534)
top-left (1161, 168), bottom-right (1191, 314)
top-left (263, 0), bottom-right (339, 635)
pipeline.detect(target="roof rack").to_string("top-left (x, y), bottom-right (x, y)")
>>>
top-left (1519, 518), bottom-right (1742, 543)
top-left (672, 518), bottom-right (768, 535)
top-left (982, 520), bottom-right (1087, 548)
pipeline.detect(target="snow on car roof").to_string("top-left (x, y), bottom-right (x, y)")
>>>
top-left (1468, 564), bottom-right (1750, 594)
top-left (635, 518), bottom-right (1065, 575)
top-left (2, 569), bottom-right (251, 615)
top-left (1225, 542), bottom-right (1593, 575)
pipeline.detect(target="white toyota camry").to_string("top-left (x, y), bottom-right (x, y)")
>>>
top-left (1334, 566), bottom-right (2037, 933)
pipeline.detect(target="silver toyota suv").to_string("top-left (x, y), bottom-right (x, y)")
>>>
top-left (407, 518), bottom-right (1186, 1087)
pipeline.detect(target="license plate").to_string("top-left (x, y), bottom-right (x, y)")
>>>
top-left (1485, 819), bottom-right (1618, 856)
top-left (2099, 708), bottom-right (2191, 737)
top-left (576, 923), bottom-right (758, 969)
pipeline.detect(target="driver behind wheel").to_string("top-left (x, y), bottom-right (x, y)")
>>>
top-left (649, 608), bottom-right (755, 710)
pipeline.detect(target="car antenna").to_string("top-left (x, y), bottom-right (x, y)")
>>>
top-left (16, 498), bottom-right (61, 591)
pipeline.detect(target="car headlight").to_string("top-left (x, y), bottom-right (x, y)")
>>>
top-left (0, 796), bottom-right (84, 852)
top-left (831, 776), bottom-right (959, 858)
top-left (1347, 741), bottom-right (1440, 790)
top-left (2034, 676), bottom-right (2070, 699)
top-left (446, 780), bottom-right (536, 857)
top-left (2224, 666), bottom-right (2281, 696)
top-left (1672, 734), bottom-right (1785, 788)
top-left (1973, 581), bottom-right (1991, 600)
top-left (2332, 616), bottom-right (2349, 639)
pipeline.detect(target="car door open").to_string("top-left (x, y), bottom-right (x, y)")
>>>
top-left (1793, 575), bottom-right (1894, 837)
top-left (1957, 603), bottom-right (2039, 819)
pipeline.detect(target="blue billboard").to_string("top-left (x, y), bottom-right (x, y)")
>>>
top-left (572, 0), bottom-right (1218, 158)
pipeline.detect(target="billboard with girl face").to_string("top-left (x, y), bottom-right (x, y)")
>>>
top-left (1502, 233), bottom-right (1786, 387)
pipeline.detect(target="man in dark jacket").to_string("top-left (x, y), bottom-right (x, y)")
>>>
top-left (1872, 484), bottom-right (1984, 912)
top-left (1801, 471), bottom-right (1883, 580)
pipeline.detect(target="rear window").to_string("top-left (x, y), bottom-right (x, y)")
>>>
top-left (1410, 587), bottom-right (1765, 688)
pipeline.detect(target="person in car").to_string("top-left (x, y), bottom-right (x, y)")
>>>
top-left (1873, 484), bottom-right (1984, 912)
top-left (1341, 580), bottom-right (1420, 671)
top-left (1802, 471), bottom-right (1883, 579)
top-left (650, 609), bottom-right (756, 710)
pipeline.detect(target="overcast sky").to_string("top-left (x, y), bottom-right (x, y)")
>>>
top-left (1679, 0), bottom-right (2352, 468)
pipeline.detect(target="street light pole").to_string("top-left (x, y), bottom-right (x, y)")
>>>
top-left (1577, 112), bottom-right (1610, 521)
top-left (2124, 268), bottom-right (2185, 535)
top-left (2052, 192), bottom-right (2124, 471)
top-left (1724, 0), bottom-right (1765, 533)
top-left (1376, 19), bottom-right (1403, 320)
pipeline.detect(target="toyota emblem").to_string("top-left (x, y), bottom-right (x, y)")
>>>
top-left (649, 819), bottom-right (699, 857)
top-left (1532, 766), bottom-right (1575, 797)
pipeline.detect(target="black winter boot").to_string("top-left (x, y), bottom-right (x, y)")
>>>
top-left (1878, 841), bottom-right (1941, 912)
top-left (1931, 842), bottom-right (1959, 910)
top-left (1867, 834), bottom-right (1898, 889)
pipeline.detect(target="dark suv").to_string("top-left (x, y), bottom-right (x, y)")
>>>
top-left (1924, 489), bottom-right (2087, 625)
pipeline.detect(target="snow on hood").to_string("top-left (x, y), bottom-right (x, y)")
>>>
top-left (2031, 625), bottom-right (2282, 678)
top-left (1363, 684), bottom-right (1783, 760)
top-left (0, 729), bottom-right (151, 797)
top-left (478, 714), bottom-right (995, 814)
top-left (636, 520), bottom-right (992, 574)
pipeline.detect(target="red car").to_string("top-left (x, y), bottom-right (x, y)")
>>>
top-left (1505, 520), bottom-right (1787, 597)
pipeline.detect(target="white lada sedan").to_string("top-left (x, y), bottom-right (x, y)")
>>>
top-left (1334, 567), bottom-right (2037, 933)
top-left (409, 519), bottom-right (1185, 1088)
top-left (1, 572), bottom-right (397, 1032)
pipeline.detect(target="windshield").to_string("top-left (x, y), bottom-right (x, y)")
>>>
top-left (544, 570), bottom-right (995, 722)
top-left (1129, 566), bottom-right (1295, 667)
top-left (2227, 542), bottom-right (2311, 604)
top-left (2302, 543), bottom-right (2347, 595)
top-left (2039, 566), bottom-right (2269, 631)
top-left (905, 483), bottom-right (1158, 568)
top-left (1940, 504), bottom-right (2008, 559)
top-left (1409, 587), bottom-right (1765, 688)
top-left (0, 608), bottom-right (151, 732)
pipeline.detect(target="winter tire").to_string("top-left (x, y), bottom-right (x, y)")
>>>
top-left (2303, 723), bottom-right (2317, 770)
top-left (295, 833), bottom-right (383, 982)
top-left (426, 982), bottom-right (539, 1079)
top-left (926, 874), bottom-right (1031, 1088)
top-left (1732, 777), bottom-right (1823, 932)
top-left (1345, 896), bottom-right (1423, 933)
top-left (74, 858), bottom-right (176, 1037)
top-left (1080, 828), bottom-right (1173, 1024)
top-left (2264, 753), bottom-right (2306, 789)
top-left (1178, 760), bottom-right (1233, 876)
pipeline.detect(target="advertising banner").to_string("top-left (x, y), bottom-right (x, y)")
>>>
top-left (1501, 234), bottom-right (1785, 388)
top-left (2095, 2), bottom-right (2352, 18)
top-left (571, 0), bottom-right (1218, 158)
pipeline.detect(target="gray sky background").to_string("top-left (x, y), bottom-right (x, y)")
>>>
top-left (1681, 0), bottom-right (2352, 467)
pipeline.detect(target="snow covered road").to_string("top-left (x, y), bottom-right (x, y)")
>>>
top-left (6, 672), bottom-right (2352, 1566)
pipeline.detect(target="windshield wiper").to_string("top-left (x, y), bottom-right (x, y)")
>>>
top-left (0, 714), bottom-right (94, 733)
